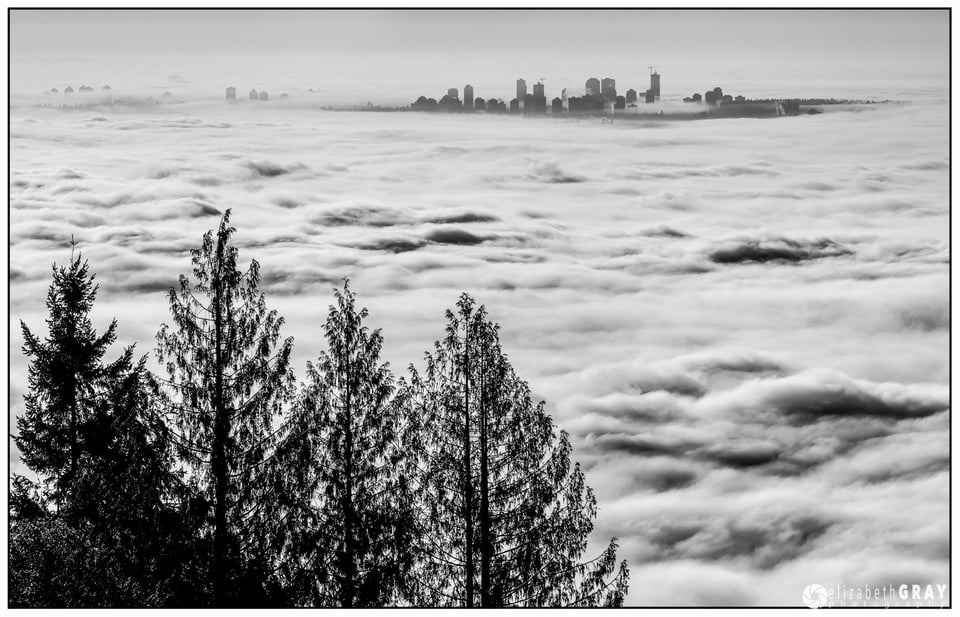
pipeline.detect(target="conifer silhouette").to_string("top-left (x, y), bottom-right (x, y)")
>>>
top-left (156, 210), bottom-right (295, 605)
top-left (405, 294), bottom-right (629, 607)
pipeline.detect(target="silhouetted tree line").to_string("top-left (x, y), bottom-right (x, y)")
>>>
top-left (10, 211), bottom-right (629, 608)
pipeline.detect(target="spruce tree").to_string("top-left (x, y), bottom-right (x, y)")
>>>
top-left (405, 294), bottom-right (629, 607)
top-left (272, 281), bottom-right (415, 606)
top-left (16, 246), bottom-right (119, 509)
top-left (12, 248), bottom-right (189, 607)
top-left (155, 210), bottom-right (295, 605)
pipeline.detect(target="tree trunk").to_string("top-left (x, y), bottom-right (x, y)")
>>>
top-left (212, 254), bottom-right (228, 606)
top-left (341, 327), bottom-right (356, 607)
top-left (479, 339), bottom-right (492, 607)
top-left (463, 315), bottom-right (474, 608)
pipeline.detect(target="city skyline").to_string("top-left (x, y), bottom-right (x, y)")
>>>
top-left (10, 9), bottom-right (948, 105)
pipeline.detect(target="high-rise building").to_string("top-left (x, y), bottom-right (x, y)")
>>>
top-left (516, 78), bottom-right (527, 101)
top-left (585, 77), bottom-right (600, 97)
top-left (645, 89), bottom-right (655, 103)
top-left (650, 70), bottom-right (661, 99)
top-left (259, 91), bottom-right (269, 101)
top-left (601, 77), bottom-right (616, 102)
top-left (448, 87), bottom-right (459, 100)
top-left (226, 86), bottom-right (237, 101)
top-left (509, 98), bottom-right (520, 113)
top-left (250, 88), bottom-right (259, 100)
top-left (474, 96), bottom-right (485, 111)
top-left (626, 88), bottom-right (637, 104)
top-left (528, 84), bottom-right (546, 114)
top-left (551, 97), bottom-right (563, 114)
top-left (463, 84), bottom-right (474, 110)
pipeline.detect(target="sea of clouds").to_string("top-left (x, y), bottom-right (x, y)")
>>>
top-left (9, 93), bottom-right (948, 606)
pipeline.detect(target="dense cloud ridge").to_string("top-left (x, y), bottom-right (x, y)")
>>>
top-left (9, 94), bottom-right (948, 606)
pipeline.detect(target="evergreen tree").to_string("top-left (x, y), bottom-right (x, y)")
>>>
top-left (16, 246), bottom-right (119, 509)
top-left (12, 248), bottom-right (192, 607)
top-left (405, 294), bottom-right (629, 607)
top-left (272, 281), bottom-right (415, 606)
top-left (155, 210), bottom-right (295, 606)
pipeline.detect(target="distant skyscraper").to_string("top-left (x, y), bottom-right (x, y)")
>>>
top-left (516, 78), bottom-right (527, 101)
top-left (259, 91), bottom-right (269, 101)
top-left (474, 96), bottom-right (485, 111)
top-left (585, 77), bottom-right (600, 97)
top-left (250, 88), bottom-right (258, 100)
top-left (509, 98), bottom-right (520, 113)
top-left (529, 83), bottom-right (546, 114)
top-left (551, 97), bottom-right (563, 114)
top-left (626, 88), bottom-right (637, 104)
top-left (650, 70), bottom-right (661, 99)
top-left (448, 87), bottom-right (458, 100)
top-left (645, 89), bottom-right (655, 103)
top-left (601, 78), bottom-right (616, 102)
top-left (226, 86), bottom-right (237, 101)
top-left (464, 84), bottom-right (474, 110)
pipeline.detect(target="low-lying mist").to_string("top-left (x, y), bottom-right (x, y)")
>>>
top-left (9, 95), bottom-right (948, 605)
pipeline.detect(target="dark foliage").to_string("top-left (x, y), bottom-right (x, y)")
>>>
top-left (271, 281), bottom-right (416, 606)
top-left (404, 294), bottom-right (629, 607)
top-left (155, 209), bottom-right (295, 606)
top-left (11, 219), bottom-right (630, 608)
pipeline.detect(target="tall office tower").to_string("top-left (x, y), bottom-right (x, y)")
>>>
top-left (474, 96), bottom-right (485, 111)
top-left (601, 77), bottom-right (616, 102)
top-left (585, 77), bottom-right (600, 97)
top-left (259, 91), bottom-right (269, 101)
top-left (626, 88), bottom-right (637, 104)
top-left (509, 98), bottom-right (520, 113)
top-left (650, 70), bottom-right (661, 99)
top-left (226, 86), bottom-right (237, 101)
top-left (529, 83), bottom-right (546, 114)
top-left (551, 97), bottom-right (563, 114)
top-left (448, 87), bottom-right (459, 100)
top-left (250, 88), bottom-right (259, 100)
top-left (463, 84), bottom-right (474, 110)
top-left (516, 78), bottom-right (527, 101)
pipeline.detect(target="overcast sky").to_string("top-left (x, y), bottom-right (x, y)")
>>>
top-left (10, 9), bottom-right (949, 103)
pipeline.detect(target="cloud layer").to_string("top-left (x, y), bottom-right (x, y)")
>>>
top-left (9, 95), bottom-right (949, 606)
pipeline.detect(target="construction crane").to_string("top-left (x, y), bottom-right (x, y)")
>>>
top-left (539, 77), bottom-right (548, 84)
top-left (648, 65), bottom-right (658, 75)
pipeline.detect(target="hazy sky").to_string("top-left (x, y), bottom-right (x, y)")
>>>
top-left (10, 9), bottom-right (950, 103)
